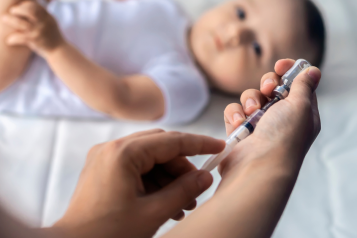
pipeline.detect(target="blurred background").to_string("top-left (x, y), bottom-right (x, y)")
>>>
top-left (1, 0), bottom-right (357, 237)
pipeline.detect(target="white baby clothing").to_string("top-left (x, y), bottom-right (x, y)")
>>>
top-left (0, 0), bottom-right (209, 125)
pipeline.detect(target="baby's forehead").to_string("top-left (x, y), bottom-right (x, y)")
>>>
top-left (237, 0), bottom-right (303, 8)
top-left (235, 0), bottom-right (305, 20)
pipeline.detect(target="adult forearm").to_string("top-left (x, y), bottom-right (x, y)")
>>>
top-left (165, 149), bottom-right (300, 238)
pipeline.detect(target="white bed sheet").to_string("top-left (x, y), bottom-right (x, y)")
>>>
top-left (1, 0), bottom-right (357, 237)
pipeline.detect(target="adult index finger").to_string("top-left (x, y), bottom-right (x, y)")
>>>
top-left (120, 132), bottom-right (226, 175)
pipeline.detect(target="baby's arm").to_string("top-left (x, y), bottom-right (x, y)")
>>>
top-left (47, 44), bottom-right (165, 120)
top-left (3, 1), bottom-right (164, 121)
top-left (0, 0), bottom-right (33, 92)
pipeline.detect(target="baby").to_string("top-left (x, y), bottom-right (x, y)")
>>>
top-left (0, 0), bottom-right (325, 124)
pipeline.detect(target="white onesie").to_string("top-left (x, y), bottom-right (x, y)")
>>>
top-left (0, 0), bottom-right (209, 125)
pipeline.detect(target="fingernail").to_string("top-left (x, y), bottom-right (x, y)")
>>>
top-left (263, 78), bottom-right (275, 88)
top-left (197, 172), bottom-right (212, 191)
top-left (307, 67), bottom-right (321, 88)
top-left (233, 113), bottom-right (243, 122)
top-left (245, 98), bottom-right (257, 109)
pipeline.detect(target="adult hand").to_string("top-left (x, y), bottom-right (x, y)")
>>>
top-left (221, 59), bottom-right (321, 184)
top-left (162, 59), bottom-right (322, 238)
top-left (54, 130), bottom-right (225, 238)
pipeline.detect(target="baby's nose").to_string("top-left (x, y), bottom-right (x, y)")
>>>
top-left (218, 22), bottom-right (254, 48)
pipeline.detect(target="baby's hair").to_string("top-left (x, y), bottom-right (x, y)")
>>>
top-left (305, 0), bottom-right (326, 68)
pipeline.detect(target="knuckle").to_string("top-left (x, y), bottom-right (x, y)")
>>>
top-left (87, 143), bottom-right (105, 161)
top-left (151, 128), bottom-right (165, 133)
top-left (102, 140), bottom-right (120, 155)
top-left (167, 131), bottom-right (182, 137)
top-left (119, 140), bottom-right (136, 157)
top-left (179, 181), bottom-right (198, 201)
top-left (144, 201), bottom-right (165, 219)
top-left (113, 138), bottom-right (126, 147)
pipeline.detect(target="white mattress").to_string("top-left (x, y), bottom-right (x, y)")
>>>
top-left (1, 0), bottom-right (357, 237)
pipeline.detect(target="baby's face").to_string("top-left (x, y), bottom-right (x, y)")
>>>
top-left (190, 0), bottom-right (315, 94)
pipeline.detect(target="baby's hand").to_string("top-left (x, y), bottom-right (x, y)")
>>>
top-left (2, 1), bottom-right (64, 57)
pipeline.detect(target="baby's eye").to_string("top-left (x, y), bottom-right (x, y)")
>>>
top-left (253, 42), bottom-right (262, 57)
top-left (236, 7), bottom-right (246, 20)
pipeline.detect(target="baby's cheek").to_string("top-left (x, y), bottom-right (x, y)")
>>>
top-left (212, 63), bottom-right (260, 94)
top-left (212, 51), bottom-right (263, 91)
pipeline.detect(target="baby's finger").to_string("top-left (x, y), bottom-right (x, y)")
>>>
top-left (275, 59), bottom-right (296, 76)
top-left (7, 33), bottom-right (28, 46)
top-left (224, 103), bottom-right (245, 136)
top-left (240, 89), bottom-right (268, 116)
top-left (2, 14), bottom-right (32, 31)
top-left (260, 72), bottom-right (280, 98)
top-left (10, 1), bottom-right (45, 23)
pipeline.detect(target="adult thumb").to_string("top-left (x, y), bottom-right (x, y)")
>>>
top-left (147, 170), bottom-right (213, 223)
top-left (288, 66), bottom-right (321, 101)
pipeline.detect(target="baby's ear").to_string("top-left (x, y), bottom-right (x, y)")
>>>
top-left (274, 59), bottom-right (295, 76)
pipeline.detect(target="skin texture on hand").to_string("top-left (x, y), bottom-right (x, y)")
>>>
top-left (163, 59), bottom-right (321, 238)
top-left (221, 59), bottom-right (321, 177)
top-left (54, 130), bottom-right (225, 238)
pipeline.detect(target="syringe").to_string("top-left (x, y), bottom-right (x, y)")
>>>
top-left (201, 59), bottom-right (312, 171)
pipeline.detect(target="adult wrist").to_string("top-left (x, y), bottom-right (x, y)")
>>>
top-left (219, 140), bottom-right (301, 190)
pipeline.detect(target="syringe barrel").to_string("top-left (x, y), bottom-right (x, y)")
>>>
top-left (201, 144), bottom-right (233, 171)
top-left (227, 110), bottom-right (264, 146)
top-left (202, 110), bottom-right (266, 171)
